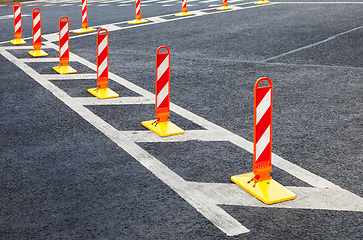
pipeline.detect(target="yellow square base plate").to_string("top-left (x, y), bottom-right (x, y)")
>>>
top-left (10, 38), bottom-right (26, 45)
top-left (231, 172), bottom-right (296, 204)
top-left (142, 120), bottom-right (184, 137)
top-left (216, 6), bottom-right (234, 10)
top-left (254, 0), bottom-right (270, 4)
top-left (73, 27), bottom-right (98, 34)
top-left (175, 12), bottom-right (194, 17)
top-left (53, 65), bottom-right (77, 74)
top-left (87, 87), bottom-right (119, 99)
top-left (127, 19), bottom-right (149, 24)
top-left (28, 49), bottom-right (48, 57)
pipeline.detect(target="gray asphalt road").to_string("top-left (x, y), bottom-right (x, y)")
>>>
top-left (1, 0), bottom-right (363, 239)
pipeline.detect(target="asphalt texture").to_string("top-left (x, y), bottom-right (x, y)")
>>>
top-left (1, 0), bottom-right (363, 239)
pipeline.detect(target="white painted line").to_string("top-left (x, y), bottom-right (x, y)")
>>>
top-left (74, 96), bottom-right (154, 105)
top-left (120, 129), bottom-right (233, 142)
top-left (148, 16), bottom-right (167, 23)
top-left (0, 47), bottom-right (250, 236)
top-left (169, 102), bottom-right (340, 189)
top-left (159, 0), bottom-right (178, 2)
top-left (100, 24), bottom-right (122, 31)
top-left (263, 25), bottom-right (363, 62)
top-left (22, 58), bottom-right (59, 63)
top-left (231, 5), bottom-right (244, 10)
top-left (3, 9), bottom-right (363, 231)
top-left (0, 45), bottom-right (34, 50)
top-left (191, 10), bottom-right (207, 16)
top-left (38, 1), bottom-right (269, 43)
top-left (44, 74), bottom-right (97, 80)
top-left (42, 33), bottom-right (59, 42)
top-left (60, 33), bottom-right (352, 190)
top-left (189, 182), bottom-right (363, 211)
top-left (0, 14), bottom-right (30, 20)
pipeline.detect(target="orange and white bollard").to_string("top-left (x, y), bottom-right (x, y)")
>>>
top-left (88, 29), bottom-right (119, 99)
top-left (216, 0), bottom-right (234, 10)
top-left (28, 8), bottom-right (48, 57)
top-left (127, 0), bottom-right (149, 24)
top-left (231, 77), bottom-right (296, 204)
top-left (53, 17), bottom-right (77, 74)
top-left (73, 0), bottom-right (97, 33)
top-left (142, 46), bottom-right (184, 137)
top-left (10, 2), bottom-right (26, 45)
top-left (253, 77), bottom-right (273, 182)
top-left (175, 0), bottom-right (194, 17)
top-left (255, 0), bottom-right (270, 4)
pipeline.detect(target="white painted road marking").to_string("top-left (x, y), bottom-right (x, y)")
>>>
top-left (2, 1), bottom-right (363, 236)
top-left (2, 34), bottom-right (363, 235)
top-left (38, 1), bottom-right (272, 43)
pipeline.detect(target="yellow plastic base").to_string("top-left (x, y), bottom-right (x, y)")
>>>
top-left (231, 172), bottom-right (296, 204)
top-left (73, 27), bottom-right (98, 33)
top-left (10, 38), bottom-right (26, 45)
top-left (53, 65), bottom-right (77, 74)
top-left (175, 12), bottom-right (194, 17)
top-left (28, 49), bottom-right (48, 57)
top-left (216, 6), bottom-right (234, 10)
top-left (127, 19), bottom-right (149, 24)
top-left (87, 87), bottom-right (119, 99)
top-left (254, 0), bottom-right (270, 4)
top-left (142, 120), bottom-right (185, 137)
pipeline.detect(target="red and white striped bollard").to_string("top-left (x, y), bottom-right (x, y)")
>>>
top-left (128, 0), bottom-right (149, 24)
top-left (253, 77), bottom-right (273, 182)
top-left (73, 0), bottom-right (97, 33)
top-left (231, 77), bottom-right (296, 204)
top-left (142, 46), bottom-right (184, 137)
top-left (216, 0), bottom-right (234, 10)
top-left (88, 29), bottom-right (119, 99)
top-left (155, 46), bottom-right (171, 123)
top-left (28, 8), bottom-right (48, 57)
top-left (10, 2), bottom-right (26, 45)
top-left (53, 16), bottom-right (77, 74)
top-left (175, 0), bottom-right (194, 17)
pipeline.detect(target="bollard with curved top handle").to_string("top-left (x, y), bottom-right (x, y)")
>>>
top-left (28, 8), bottom-right (48, 57)
top-left (87, 29), bottom-right (119, 99)
top-left (53, 17), bottom-right (77, 74)
top-left (142, 46), bottom-right (184, 137)
top-left (231, 77), bottom-right (296, 204)
top-left (10, 2), bottom-right (26, 45)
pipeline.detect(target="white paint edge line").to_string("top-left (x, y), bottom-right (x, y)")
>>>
top-left (190, 182), bottom-right (363, 211)
top-left (0, 1), bottom-right (269, 45)
top-left (263, 25), bottom-right (363, 62)
top-left (39, 42), bottom-right (153, 98)
top-left (121, 129), bottom-right (230, 142)
top-left (74, 96), bottom-right (154, 105)
top-left (44, 74), bottom-right (97, 80)
top-left (38, 1), bottom-right (271, 43)
top-left (0, 47), bottom-right (249, 237)
top-left (271, 153), bottom-right (339, 189)
top-left (0, 14), bottom-right (30, 20)
top-left (147, 16), bottom-right (168, 23)
top-left (2, 45), bottom-right (34, 50)
top-left (21, 58), bottom-right (59, 63)
top-left (20, 41), bottom-right (344, 190)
